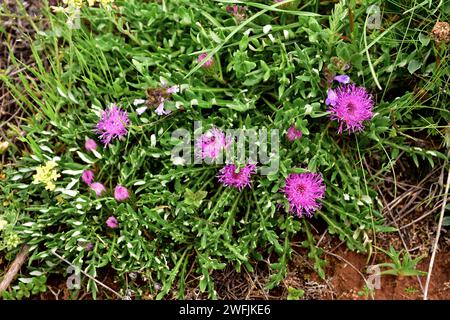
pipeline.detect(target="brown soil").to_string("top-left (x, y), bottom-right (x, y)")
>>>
top-left (318, 243), bottom-right (450, 300)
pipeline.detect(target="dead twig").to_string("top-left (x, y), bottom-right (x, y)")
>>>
top-left (377, 185), bottom-right (425, 293)
top-left (0, 244), bottom-right (29, 293)
top-left (424, 157), bottom-right (450, 300)
top-left (398, 201), bottom-right (443, 230)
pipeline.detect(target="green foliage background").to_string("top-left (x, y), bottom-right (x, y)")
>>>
top-left (0, 0), bottom-right (448, 299)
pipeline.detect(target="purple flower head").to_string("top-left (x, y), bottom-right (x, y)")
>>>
top-left (90, 182), bottom-right (106, 197)
top-left (195, 128), bottom-right (230, 160)
top-left (85, 243), bottom-right (94, 251)
top-left (81, 170), bottom-right (95, 185)
top-left (286, 125), bottom-right (302, 141)
top-left (283, 172), bottom-right (326, 218)
top-left (114, 185), bottom-right (130, 201)
top-left (217, 163), bottom-right (256, 190)
top-left (333, 74), bottom-right (350, 84)
top-left (226, 4), bottom-right (238, 13)
top-left (85, 138), bottom-right (97, 152)
top-left (226, 4), bottom-right (246, 21)
top-left (147, 83), bottom-right (179, 116)
top-left (328, 84), bottom-right (374, 133)
top-left (106, 216), bottom-right (119, 229)
top-left (95, 105), bottom-right (130, 146)
top-left (198, 53), bottom-right (214, 69)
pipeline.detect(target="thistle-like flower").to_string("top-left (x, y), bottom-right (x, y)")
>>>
top-left (283, 172), bottom-right (326, 218)
top-left (95, 105), bottom-right (130, 145)
top-left (217, 163), bottom-right (256, 190)
top-left (195, 128), bottom-right (230, 160)
top-left (326, 84), bottom-right (374, 133)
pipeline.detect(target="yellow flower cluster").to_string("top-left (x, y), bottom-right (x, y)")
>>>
top-left (62, 0), bottom-right (83, 7)
top-left (62, 0), bottom-right (114, 8)
top-left (32, 160), bottom-right (61, 191)
top-left (97, 0), bottom-right (114, 5)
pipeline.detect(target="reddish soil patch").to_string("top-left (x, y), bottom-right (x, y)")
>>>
top-left (323, 246), bottom-right (450, 300)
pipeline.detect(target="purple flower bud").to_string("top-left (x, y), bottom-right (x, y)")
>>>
top-left (198, 53), bottom-right (214, 69)
top-left (286, 126), bottom-right (302, 141)
top-left (81, 170), bottom-right (95, 185)
top-left (114, 185), bottom-right (130, 201)
top-left (90, 182), bottom-right (106, 197)
top-left (106, 216), bottom-right (119, 229)
top-left (85, 139), bottom-right (98, 152)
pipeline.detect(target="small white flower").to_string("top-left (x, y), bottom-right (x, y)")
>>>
top-left (133, 99), bottom-right (146, 106)
top-left (0, 141), bottom-right (9, 154)
top-left (172, 156), bottom-right (186, 166)
top-left (0, 219), bottom-right (7, 231)
top-left (136, 106), bottom-right (148, 115)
